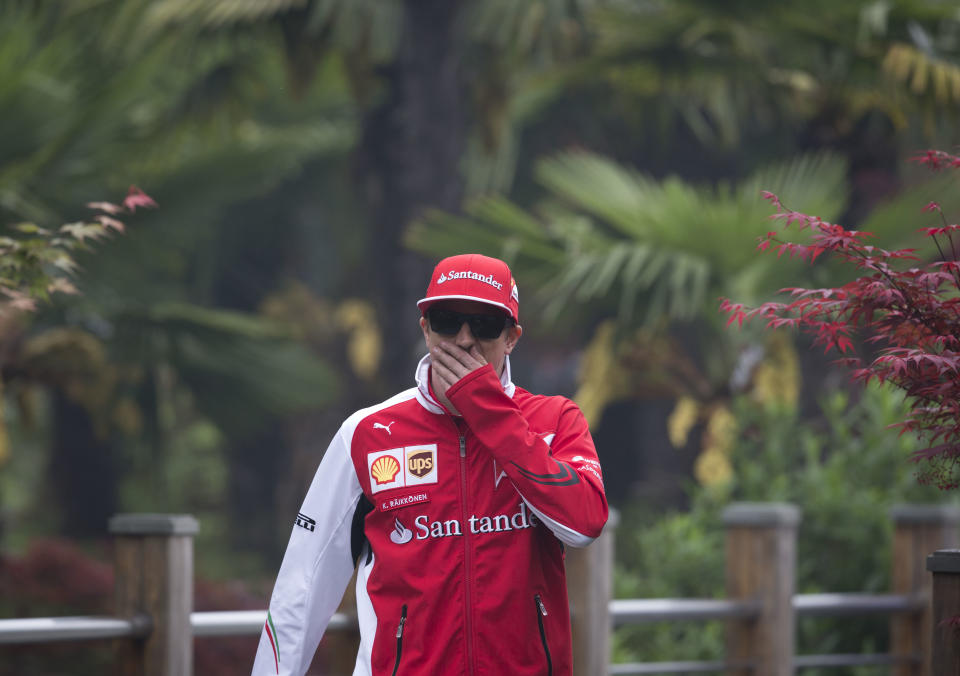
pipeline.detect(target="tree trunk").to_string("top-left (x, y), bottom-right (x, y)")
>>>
top-left (356, 0), bottom-right (468, 391)
top-left (50, 390), bottom-right (118, 536)
top-left (226, 422), bottom-right (290, 558)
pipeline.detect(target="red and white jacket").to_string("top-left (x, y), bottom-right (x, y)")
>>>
top-left (253, 355), bottom-right (608, 676)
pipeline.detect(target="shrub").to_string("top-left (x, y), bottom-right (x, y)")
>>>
top-left (614, 382), bottom-right (946, 673)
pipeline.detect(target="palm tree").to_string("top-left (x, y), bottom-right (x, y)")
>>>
top-left (572, 0), bottom-right (960, 147)
top-left (0, 1), bottom-right (354, 542)
top-left (0, 0), bottom-right (600, 555)
top-left (131, 0), bottom-right (601, 387)
top-left (406, 147), bottom-right (960, 504)
top-left (408, 149), bottom-right (848, 390)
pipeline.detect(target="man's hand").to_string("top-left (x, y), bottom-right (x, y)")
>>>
top-left (431, 342), bottom-right (487, 400)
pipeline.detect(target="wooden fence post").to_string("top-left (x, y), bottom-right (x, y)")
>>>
top-left (109, 513), bottom-right (199, 676)
top-left (566, 508), bottom-right (618, 676)
top-left (926, 549), bottom-right (960, 674)
top-left (891, 504), bottom-right (960, 676)
top-left (723, 502), bottom-right (800, 676)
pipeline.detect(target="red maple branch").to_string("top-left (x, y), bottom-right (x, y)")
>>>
top-left (722, 150), bottom-right (960, 489)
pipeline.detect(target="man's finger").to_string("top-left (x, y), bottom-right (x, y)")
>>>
top-left (432, 348), bottom-right (467, 381)
top-left (438, 341), bottom-right (485, 370)
top-left (432, 345), bottom-right (463, 370)
top-left (435, 343), bottom-right (478, 374)
top-left (467, 344), bottom-right (487, 365)
top-left (431, 351), bottom-right (457, 375)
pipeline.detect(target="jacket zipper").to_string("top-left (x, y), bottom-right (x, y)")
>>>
top-left (535, 594), bottom-right (553, 676)
top-left (459, 430), bottom-right (477, 676)
top-left (391, 604), bottom-right (407, 676)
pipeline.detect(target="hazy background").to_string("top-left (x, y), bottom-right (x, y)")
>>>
top-left (1, 1), bottom-right (959, 673)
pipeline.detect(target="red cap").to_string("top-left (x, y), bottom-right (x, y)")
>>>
top-left (417, 254), bottom-right (519, 322)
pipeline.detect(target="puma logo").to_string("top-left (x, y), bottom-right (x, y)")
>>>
top-left (373, 421), bottom-right (396, 435)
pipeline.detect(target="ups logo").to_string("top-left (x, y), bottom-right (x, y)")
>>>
top-left (407, 450), bottom-right (434, 478)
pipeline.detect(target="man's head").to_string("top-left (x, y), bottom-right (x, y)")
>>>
top-left (418, 254), bottom-right (522, 376)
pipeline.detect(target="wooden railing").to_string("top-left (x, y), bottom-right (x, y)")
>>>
top-left (0, 503), bottom-right (958, 675)
top-left (573, 503), bottom-right (960, 675)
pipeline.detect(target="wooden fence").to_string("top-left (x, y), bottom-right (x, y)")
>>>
top-left (583, 502), bottom-right (960, 675)
top-left (1, 503), bottom-right (959, 675)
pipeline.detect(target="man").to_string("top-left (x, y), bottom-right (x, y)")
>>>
top-left (253, 253), bottom-right (608, 676)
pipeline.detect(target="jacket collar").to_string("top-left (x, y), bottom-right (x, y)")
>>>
top-left (414, 354), bottom-right (516, 414)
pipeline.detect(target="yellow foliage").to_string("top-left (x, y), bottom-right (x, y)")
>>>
top-left (575, 321), bottom-right (712, 428)
top-left (883, 43), bottom-right (960, 104)
top-left (703, 405), bottom-right (736, 456)
top-left (335, 300), bottom-right (382, 381)
top-left (751, 331), bottom-right (800, 410)
top-left (694, 447), bottom-right (732, 487)
top-left (689, 334), bottom-right (799, 487)
top-left (261, 284), bottom-right (382, 381)
top-left (259, 282), bottom-right (337, 344)
top-left (667, 396), bottom-right (700, 448)
top-left (20, 328), bottom-right (125, 439)
top-left (573, 321), bottom-right (631, 428)
top-left (22, 328), bottom-right (107, 376)
top-left (690, 404), bottom-right (737, 487)
top-left (111, 397), bottom-right (144, 437)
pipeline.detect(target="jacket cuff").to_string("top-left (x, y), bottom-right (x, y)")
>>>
top-left (447, 363), bottom-right (499, 403)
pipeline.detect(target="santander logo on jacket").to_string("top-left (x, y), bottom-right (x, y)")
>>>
top-left (388, 500), bottom-right (542, 543)
top-left (253, 355), bottom-right (609, 676)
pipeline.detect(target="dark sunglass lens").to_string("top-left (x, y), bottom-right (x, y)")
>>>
top-left (468, 314), bottom-right (508, 339)
top-left (429, 310), bottom-right (463, 335)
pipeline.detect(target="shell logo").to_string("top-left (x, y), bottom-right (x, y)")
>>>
top-left (371, 455), bottom-right (401, 485)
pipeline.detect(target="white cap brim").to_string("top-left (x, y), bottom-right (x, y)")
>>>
top-left (417, 294), bottom-right (515, 319)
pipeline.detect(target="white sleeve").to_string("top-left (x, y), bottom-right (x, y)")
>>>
top-left (252, 422), bottom-right (364, 676)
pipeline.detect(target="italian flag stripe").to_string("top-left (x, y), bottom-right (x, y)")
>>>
top-left (265, 611), bottom-right (280, 674)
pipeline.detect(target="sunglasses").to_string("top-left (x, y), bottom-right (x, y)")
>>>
top-left (427, 308), bottom-right (513, 340)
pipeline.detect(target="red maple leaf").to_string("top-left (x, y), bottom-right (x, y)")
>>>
top-left (123, 186), bottom-right (158, 212)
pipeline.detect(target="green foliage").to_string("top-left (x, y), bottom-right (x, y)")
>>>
top-left (144, 0), bottom-right (315, 28)
top-left (613, 509), bottom-right (725, 662)
top-left (0, 1), bottom-right (356, 229)
top-left (3, 0), bottom-right (958, 626)
top-left (0, 190), bottom-right (152, 314)
top-left (142, 0), bottom-right (405, 66)
top-left (614, 382), bottom-right (947, 670)
top-left (0, 1), bottom-right (352, 544)
top-left (582, 0), bottom-right (960, 148)
top-left (409, 150), bottom-right (848, 326)
top-left (464, 0), bottom-right (598, 67)
top-left (111, 303), bottom-right (339, 438)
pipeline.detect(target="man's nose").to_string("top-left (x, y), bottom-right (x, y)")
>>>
top-left (455, 321), bottom-right (475, 347)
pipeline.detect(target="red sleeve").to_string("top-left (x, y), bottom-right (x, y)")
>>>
top-left (447, 364), bottom-right (608, 546)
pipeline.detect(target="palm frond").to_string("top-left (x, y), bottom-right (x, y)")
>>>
top-left (883, 43), bottom-right (960, 105)
top-left (464, 0), bottom-right (599, 65)
top-left (534, 152), bottom-right (663, 239)
top-left (113, 303), bottom-right (338, 437)
top-left (0, 4), bottom-right (355, 232)
top-left (858, 171), bottom-right (960, 261)
top-left (305, 0), bottom-right (404, 63)
top-left (145, 0), bottom-right (309, 29)
top-left (582, 0), bottom-right (960, 148)
top-left (408, 150), bottom-right (849, 325)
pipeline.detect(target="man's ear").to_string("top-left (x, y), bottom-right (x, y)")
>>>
top-left (504, 324), bottom-right (522, 354)
top-left (419, 315), bottom-right (429, 339)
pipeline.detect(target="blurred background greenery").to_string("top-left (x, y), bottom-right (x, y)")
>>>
top-left (1, 0), bottom-right (959, 673)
